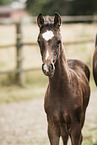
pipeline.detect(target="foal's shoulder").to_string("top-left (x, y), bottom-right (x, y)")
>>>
top-left (67, 59), bottom-right (90, 81)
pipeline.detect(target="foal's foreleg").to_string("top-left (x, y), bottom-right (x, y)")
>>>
top-left (70, 124), bottom-right (82, 145)
top-left (48, 123), bottom-right (60, 145)
top-left (61, 127), bottom-right (68, 145)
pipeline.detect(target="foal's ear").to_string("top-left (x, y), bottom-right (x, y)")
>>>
top-left (54, 12), bottom-right (61, 28)
top-left (37, 13), bottom-right (44, 28)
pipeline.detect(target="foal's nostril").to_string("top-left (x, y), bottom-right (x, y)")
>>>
top-left (42, 64), bottom-right (49, 72)
top-left (50, 63), bottom-right (55, 71)
top-left (42, 63), bottom-right (55, 76)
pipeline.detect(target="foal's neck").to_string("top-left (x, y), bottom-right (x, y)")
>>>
top-left (49, 43), bottom-right (70, 89)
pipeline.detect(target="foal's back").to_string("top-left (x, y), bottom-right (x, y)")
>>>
top-left (68, 59), bottom-right (90, 81)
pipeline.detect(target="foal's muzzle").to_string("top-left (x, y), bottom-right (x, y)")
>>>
top-left (42, 63), bottom-right (55, 76)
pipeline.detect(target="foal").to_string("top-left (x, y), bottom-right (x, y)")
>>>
top-left (93, 34), bottom-right (97, 86)
top-left (37, 13), bottom-right (90, 145)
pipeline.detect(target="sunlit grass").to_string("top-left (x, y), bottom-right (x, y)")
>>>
top-left (0, 71), bottom-right (48, 104)
top-left (83, 127), bottom-right (97, 145)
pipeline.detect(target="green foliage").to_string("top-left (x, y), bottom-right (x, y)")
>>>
top-left (42, 0), bottom-right (68, 15)
top-left (0, 0), bottom-right (8, 5)
top-left (1, 0), bottom-right (97, 16)
top-left (0, 0), bottom-right (19, 5)
top-left (26, 0), bottom-right (97, 16)
top-left (69, 0), bottom-right (97, 15)
top-left (26, 0), bottom-right (48, 15)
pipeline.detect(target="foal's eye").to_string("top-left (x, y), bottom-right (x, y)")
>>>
top-left (57, 40), bottom-right (61, 45)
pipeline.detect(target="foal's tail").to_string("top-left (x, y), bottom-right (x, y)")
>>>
top-left (93, 34), bottom-right (97, 86)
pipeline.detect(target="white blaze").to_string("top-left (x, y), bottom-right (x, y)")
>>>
top-left (46, 50), bottom-right (49, 60)
top-left (42, 30), bottom-right (54, 41)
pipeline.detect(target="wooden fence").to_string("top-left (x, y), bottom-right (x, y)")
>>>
top-left (0, 19), bottom-right (40, 86)
top-left (0, 16), bottom-right (96, 85)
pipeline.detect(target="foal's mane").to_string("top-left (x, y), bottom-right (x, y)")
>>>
top-left (45, 16), bottom-right (53, 23)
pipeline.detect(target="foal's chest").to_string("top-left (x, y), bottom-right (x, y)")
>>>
top-left (44, 93), bottom-right (82, 126)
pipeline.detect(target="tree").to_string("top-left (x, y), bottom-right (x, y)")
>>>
top-left (0, 0), bottom-right (9, 5)
top-left (26, 0), bottom-right (97, 16)
top-left (70, 0), bottom-right (97, 15)
top-left (42, 0), bottom-right (97, 15)
top-left (26, 0), bottom-right (48, 16)
top-left (42, 0), bottom-right (71, 15)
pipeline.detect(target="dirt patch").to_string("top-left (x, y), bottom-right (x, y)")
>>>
top-left (0, 98), bottom-right (47, 145)
top-left (0, 91), bottom-right (97, 145)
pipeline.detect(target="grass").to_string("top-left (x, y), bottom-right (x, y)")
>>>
top-left (0, 71), bottom-right (48, 104)
top-left (83, 127), bottom-right (97, 145)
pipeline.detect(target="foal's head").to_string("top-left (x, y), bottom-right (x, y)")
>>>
top-left (37, 12), bottom-right (62, 76)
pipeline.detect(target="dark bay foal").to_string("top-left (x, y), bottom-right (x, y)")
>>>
top-left (37, 12), bottom-right (90, 145)
top-left (93, 34), bottom-right (97, 86)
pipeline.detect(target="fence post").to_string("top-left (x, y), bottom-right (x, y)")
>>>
top-left (15, 22), bottom-right (25, 86)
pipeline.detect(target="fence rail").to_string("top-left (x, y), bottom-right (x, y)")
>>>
top-left (0, 67), bottom-right (41, 75)
top-left (0, 15), bottom-right (97, 25)
top-left (31, 15), bottom-right (97, 23)
top-left (0, 39), bottom-right (94, 49)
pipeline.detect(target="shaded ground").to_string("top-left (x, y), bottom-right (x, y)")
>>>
top-left (0, 91), bottom-right (97, 145)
